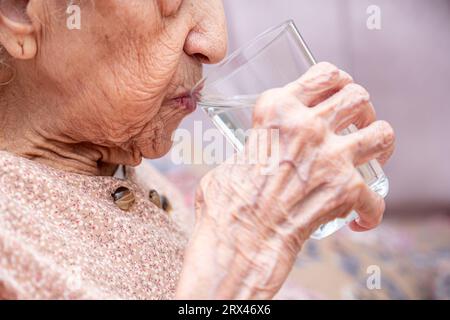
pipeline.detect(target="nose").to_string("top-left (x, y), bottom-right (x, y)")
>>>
top-left (183, 0), bottom-right (228, 64)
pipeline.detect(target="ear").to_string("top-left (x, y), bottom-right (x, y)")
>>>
top-left (0, 0), bottom-right (37, 60)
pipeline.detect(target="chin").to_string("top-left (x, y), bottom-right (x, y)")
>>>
top-left (137, 112), bottom-right (188, 160)
top-left (140, 138), bottom-right (174, 160)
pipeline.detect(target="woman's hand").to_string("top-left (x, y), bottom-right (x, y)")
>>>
top-left (176, 62), bottom-right (395, 299)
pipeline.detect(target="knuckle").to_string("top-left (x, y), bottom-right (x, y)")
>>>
top-left (304, 62), bottom-right (340, 88)
top-left (376, 120), bottom-right (396, 149)
top-left (343, 83), bottom-right (371, 103)
top-left (255, 88), bottom-right (305, 128)
top-left (316, 62), bottom-right (339, 78)
top-left (254, 88), bottom-right (285, 116)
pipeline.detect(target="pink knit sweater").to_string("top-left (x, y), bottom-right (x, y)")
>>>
top-left (0, 151), bottom-right (192, 299)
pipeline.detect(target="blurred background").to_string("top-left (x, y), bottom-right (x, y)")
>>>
top-left (151, 0), bottom-right (450, 299)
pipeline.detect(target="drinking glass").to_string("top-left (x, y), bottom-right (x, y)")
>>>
top-left (190, 20), bottom-right (389, 239)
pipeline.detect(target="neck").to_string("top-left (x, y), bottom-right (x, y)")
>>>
top-left (0, 92), bottom-right (120, 176)
top-left (0, 127), bottom-right (120, 176)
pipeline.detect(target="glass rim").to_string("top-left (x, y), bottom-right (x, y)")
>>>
top-left (190, 19), bottom-right (316, 97)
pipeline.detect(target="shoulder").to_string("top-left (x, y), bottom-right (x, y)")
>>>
top-left (0, 150), bottom-right (59, 185)
top-left (0, 222), bottom-right (108, 299)
top-left (0, 152), bottom-right (101, 299)
top-left (0, 151), bottom-right (64, 209)
top-left (0, 151), bottom-right (39, 206)
top-left (0, 150), bottom-right (27, 176)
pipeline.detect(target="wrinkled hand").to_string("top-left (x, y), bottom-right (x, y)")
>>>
top-left (176, 62), bottom-right (395, 299)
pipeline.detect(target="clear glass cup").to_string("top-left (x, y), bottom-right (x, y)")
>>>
top-left (190, 20), bottom-right (389, 239)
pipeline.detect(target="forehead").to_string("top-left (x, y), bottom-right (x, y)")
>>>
top-left (88, 0), bottom-right (156, 16)
top-left (53, 0), bottom-right (190, 29)
top-left (64, 0), bottom-right (161, 32)
top-left (88, 0), bottom-right (182, 17)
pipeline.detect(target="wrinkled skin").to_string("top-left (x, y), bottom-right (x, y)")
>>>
top-left (177, 62), bottom-right (395, 299)
top-left (0, 1), bottom-right (395, 299)
top-left (0, 0), bottom-right (226, 175)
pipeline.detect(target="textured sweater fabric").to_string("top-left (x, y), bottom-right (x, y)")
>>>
top-left (0, 151), bottom-right (190, 299)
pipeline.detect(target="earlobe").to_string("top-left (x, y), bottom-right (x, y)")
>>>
top-left (0, 0), bottom-right (37, 60)
top-left (0, 32), bottom-right (37, 60)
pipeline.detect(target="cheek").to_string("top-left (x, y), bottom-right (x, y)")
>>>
top-left (77, 51), bottom-right (183, 144)
top-left (62, 50), bottom-right (186, 148)
top-left (95, 50), bottom-right (197, 145)
top-left (89, 96), bottom-right (164, 146)
top-left (40, 1), bottom-right (193, 148)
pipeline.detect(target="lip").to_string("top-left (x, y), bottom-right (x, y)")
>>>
top-left (171, 93), bottom-right (197, 113)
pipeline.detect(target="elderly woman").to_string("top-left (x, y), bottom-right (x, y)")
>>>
top-left (0, 0), bottom-right (394, 299)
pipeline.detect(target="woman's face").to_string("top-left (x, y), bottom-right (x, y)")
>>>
top-left (12, 0), bottom-right (227, 164)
